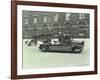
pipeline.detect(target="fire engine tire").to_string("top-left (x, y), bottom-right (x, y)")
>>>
top-left (72, 47), bottom-right (82, 53)
top-left (39, 44), bottom-right (49, 52)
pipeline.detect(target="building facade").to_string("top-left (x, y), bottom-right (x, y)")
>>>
top-left (22, 10), bottom-right (90, 39)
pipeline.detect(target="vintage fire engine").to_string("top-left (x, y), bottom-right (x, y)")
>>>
top-left (39, 34), bottom-right (84, 53)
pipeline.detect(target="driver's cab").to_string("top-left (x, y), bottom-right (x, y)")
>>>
top-left (51, 38), bottom-right (60, 45)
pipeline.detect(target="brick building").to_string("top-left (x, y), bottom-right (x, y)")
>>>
top-left (22, 10), bottom-right (89, 39)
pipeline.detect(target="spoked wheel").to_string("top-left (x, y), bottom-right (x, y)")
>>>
top-left (72, 47), bottom-right (83, 53)
top-left (39, 44), bottom-right (49, 52)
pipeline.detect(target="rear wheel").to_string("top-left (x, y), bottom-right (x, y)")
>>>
top-left (72, 46), bottom-right (82, 53)
top-left (39, 44), bottom-right (49, 52)
top-left (74, 48), bottom-right (81, 53)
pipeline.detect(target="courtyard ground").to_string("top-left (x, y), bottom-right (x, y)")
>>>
top-left (23, 39), bottom-right (90, 69)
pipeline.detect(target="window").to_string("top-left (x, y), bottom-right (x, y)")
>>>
top-left (65, 13), bottom-right (70, 20)
top-left (54, 13), bottom-right (58, 22)
top-left (24, 18), bottom-right (28, 24)
top-left (79, 13), bottom-right (84, 19)
top-left (43, 16), bottom-right (48, 22)
top-left (33, 17), bottom-right (37, 23)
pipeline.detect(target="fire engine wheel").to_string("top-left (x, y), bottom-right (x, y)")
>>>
top-left (72, 47), bottom-right (82, 53)
top-left (39, 44), bottom-right (49, 52)
top-left (74, 48), bottom-right (81, 53)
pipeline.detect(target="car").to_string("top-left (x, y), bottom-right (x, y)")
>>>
top-left (39, 34), bottom-right (84, 53)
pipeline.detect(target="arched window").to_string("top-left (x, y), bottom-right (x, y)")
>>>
top-left (33, 25), bottom-right (37, 29)
top-left (63, 22), bottom-right (72, 33)
top-left (78, 21), bottom-right (86, 26)
top-left (78, 21), bottom-right (86, 28)
top-left (53, 24), bottom-right (59, 28)
top-left (42, 24), bottom-right (48, 29)
top-left (64, 22), bottom-right (72, 28)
